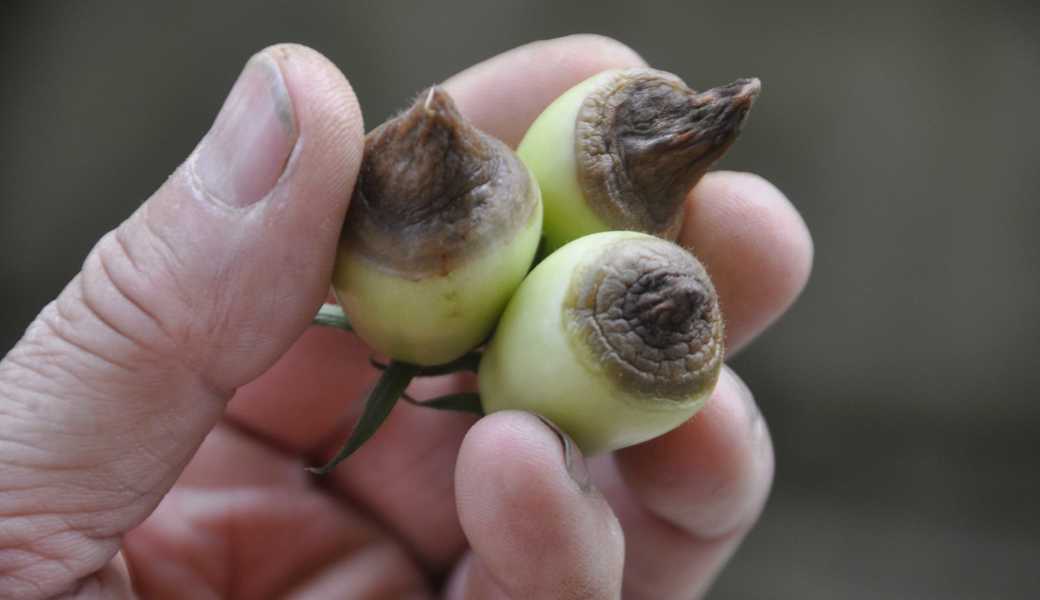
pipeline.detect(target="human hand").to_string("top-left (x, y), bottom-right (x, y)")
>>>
top-left (0, 35), bottom-right (812, 599)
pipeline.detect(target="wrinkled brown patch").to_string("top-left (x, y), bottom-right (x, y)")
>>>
top-left (342, 88), bottom-right (536, 277)
top-left (565, 237), bottom-right (724, 401)
top-left (576, 69), bottom-right (760, 239)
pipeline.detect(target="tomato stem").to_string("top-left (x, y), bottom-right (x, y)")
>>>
top-left (402, 392), bottom-right (484, 415)
top-left (312, 303), bottom-right (352, 332)
top-left (306, 360), bottom-right (418, 476)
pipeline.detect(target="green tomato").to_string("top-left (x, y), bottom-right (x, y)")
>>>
top-left (518, 68), bottom-right (760, 253)
top-left (334, 196), bottom-right (541, 365)
top-left (333, 88), bottom-right (542, 366)
top-left (478, 231), bottom-right (724, 454)
top-left (517, 73), bottom-right (613, 253)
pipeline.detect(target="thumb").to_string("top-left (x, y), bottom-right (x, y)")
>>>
top-left (0, 44), bottom-right (362, 596)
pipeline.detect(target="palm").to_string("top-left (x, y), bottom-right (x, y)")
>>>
top-left (124, 328), bottom-right (471, 597)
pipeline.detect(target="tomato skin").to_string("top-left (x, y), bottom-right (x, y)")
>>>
top-left (478, 231), bottom-right (723, 454)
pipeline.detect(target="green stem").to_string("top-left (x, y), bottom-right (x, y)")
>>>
top-left (312, 303), bottom-right (352, 332)
top-left (370, 351), bottom-right (481, 377)
top-left (307, 360), bottom-right (419, 475)
top-left (402, 392), bottom-right (484, 415)
top-left (413, 351), bottom-right (481, 376)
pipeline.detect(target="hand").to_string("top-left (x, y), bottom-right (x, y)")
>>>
top-left (0, 35), bottom-right (812, 599)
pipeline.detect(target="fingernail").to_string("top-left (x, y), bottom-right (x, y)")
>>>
top-left (536, 414), bottom-right (592, 493)
top-left (195, 53), bottom-right (297, 208)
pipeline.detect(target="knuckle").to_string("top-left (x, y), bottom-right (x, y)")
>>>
top-left (0, 219), bottom-right (201, 404)
top-left (80, 221), bottom-right (192, 363)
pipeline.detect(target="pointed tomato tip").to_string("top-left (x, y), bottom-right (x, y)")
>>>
top-left (722, 78), bottom-right (762, 110)
top-left (713, 78), bottom-right (761, 101)
top-left (415, 85), bottom-right (460, 121)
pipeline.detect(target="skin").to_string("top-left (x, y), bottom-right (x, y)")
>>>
top-left (0, 35), bottom-right (812, 599)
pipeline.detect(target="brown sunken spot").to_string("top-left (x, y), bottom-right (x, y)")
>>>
top-left (342, 87), bottom-right (537, 278)
top-left (576, 69), bottom-right (760, 240)
top-left (565, 237), bottom-right (724, 401)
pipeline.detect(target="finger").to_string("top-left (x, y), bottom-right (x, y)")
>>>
top-left (0, 44), bottom-right (363, 596)
top-left (680, 171), bottom-right (813, 354)
top-left (602, 366), bottom-right (774, 599)
top-left (447, 412), bottom-right (624, 600)
top-left (226, 34), bottom-right (647, 568)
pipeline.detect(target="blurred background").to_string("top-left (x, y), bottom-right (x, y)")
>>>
top-left (2, 1), bottom-right (1038, 598)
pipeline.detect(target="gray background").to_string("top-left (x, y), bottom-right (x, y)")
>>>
top-left (3, 1), bottom-right (1039, 598)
